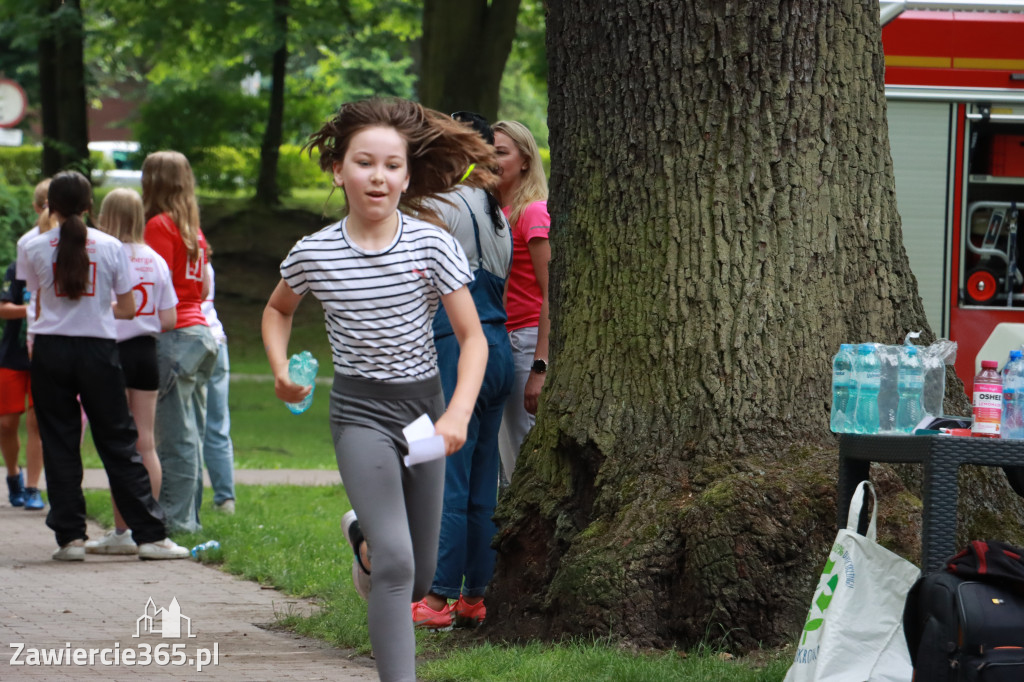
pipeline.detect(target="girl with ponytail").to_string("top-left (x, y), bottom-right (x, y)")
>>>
top-left (21, 170), bottom-right (189, 561)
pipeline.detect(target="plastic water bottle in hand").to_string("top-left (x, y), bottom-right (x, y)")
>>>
top-left (895, 346), bottom-right (926, 433)
top-left (286, 351), bottom-right (319, 415)
top-left (830, 344), bottom-right (856, 433)
top-left (853, 344), bottom-right (881, 434)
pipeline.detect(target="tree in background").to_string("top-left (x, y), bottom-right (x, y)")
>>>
top-left (486, 0), bottom-right (1024, 651)
top-left (419, 0), bottom-right (521, 122)
top-left (497, 0), bottom-right (548, 148)
top-left (0, 0), bottom-right (90, 175)
top-left (94, 0), bottom-right (419, 204)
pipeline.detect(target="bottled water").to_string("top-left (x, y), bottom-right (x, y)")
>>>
top-left (830, 344), bottom-right (856, 433)
top-left (190, 540), bottom-right (221, 558)
top-left (853, 344), bottom-right (881, 434)
top-left (972, 360), bottom-right (1003, 438)
top-left (895, 346), bottom-right (926, 433)
top-left (1005, 350), bottom-right (1024, 392)
top-left (1003, 388), bottom-right (1023, 440)
top-left (1003, 350), bottom-right (1019, 382)
top-left (286, 351), bottom-right (320, 415)
top-left (1004, 351), bottom-right (1024, 439)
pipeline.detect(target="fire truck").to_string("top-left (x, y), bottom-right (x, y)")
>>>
top-left (881, 1), bottom-right (1024, 385)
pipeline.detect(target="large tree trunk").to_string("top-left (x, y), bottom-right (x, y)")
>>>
top-left (39, 0), bottom-right (88, 177)
top-left (486, 0), bottom-right (1024, 651)
top-left (255, 0), bottom-right (288, 206)
top-left (419, 0), bottom-right (520, 121)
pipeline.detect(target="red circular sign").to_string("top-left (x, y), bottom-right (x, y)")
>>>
top-left (0, 79), bottom-right (28, 128)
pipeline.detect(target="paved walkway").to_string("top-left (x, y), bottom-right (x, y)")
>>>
top-left (0, 470), bottom-right (377, 681)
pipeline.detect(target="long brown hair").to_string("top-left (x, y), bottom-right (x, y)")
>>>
top-left (305, 97), bottom-right (498, 226)
top-left (141, 151), bottom-right (201, 260)
top-left (47, 171), bottom-right (93, 300)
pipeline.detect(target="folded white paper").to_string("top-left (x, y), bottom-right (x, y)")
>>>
top-left (403, 414), bottom-right (446, 466)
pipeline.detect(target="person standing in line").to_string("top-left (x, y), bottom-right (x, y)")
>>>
top-left (3, 178), bottom-right (51, 509)
top-left (200, 262), bottom-right (236, 515)
top-left (86, 188), bottom-right (178, 555)
top-left (411, 111), bottom-right (514, 631)
top-left (262, 97), bottom-right (490, 682)
top-left (21, 170), bottom-right (189, 561)
top-left (492, 120), bottom-right (551, 486)
top-left (143, 151), bottom-right (218, 534)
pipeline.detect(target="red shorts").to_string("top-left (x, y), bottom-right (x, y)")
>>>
top-left (0, 368), bottom-right (32, 415)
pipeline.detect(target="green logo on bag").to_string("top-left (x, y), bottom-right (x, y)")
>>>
top-left (800, 558), bottom-right (840, 645)
top-left (797, 541), bottom-right (856, 648)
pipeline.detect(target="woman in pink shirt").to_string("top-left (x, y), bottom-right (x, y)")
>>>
top-left (492, 121), bottom-right (550, 486)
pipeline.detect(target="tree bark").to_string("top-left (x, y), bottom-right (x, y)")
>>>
top-left (419, 0), bottom-right (521, 121)
top-left (255, 0), bottom-right (288, 206)
top-left (39, 0), bottom-right (89, 177)
top-left (486, 0), bottom-right (1024, 651)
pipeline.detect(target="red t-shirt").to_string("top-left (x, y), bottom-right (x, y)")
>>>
top-left (503, 201), bottom-right (549, 332)
top-left (144, 213), bottom-right (208, 329)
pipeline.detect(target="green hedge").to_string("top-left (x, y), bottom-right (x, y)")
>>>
top-left (188, 144), bottom-right (322, 195)
top-left (0, 175), bottom-right (36, 266)
top-left (0, 147), bottom-right (43, 186)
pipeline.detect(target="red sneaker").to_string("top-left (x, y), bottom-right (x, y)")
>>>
top-left (411, 598), bottom-right (452, 631)
top-left (452, 596), bottom-right (485, 627)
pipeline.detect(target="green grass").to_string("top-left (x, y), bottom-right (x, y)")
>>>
top-left (419, 641), bottom-right (789, 682)
top-left (81, 485), bottom-right (790, 681)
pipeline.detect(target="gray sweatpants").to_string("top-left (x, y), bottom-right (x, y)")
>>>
top-left (329, 373), bottom-right (446, 682)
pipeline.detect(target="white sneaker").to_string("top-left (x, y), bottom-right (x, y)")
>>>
top-left (52, 540), bottom-right (85, 562)
top-left (85, 529), bottom-right (138, 555)
top-left (214, 499), bottom-right (235, 515)
top-left (341, 510), bottom-right (371, 600)
top-left (137, 538), bottom-right (190, 560)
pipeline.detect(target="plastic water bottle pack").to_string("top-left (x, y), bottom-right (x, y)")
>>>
top-left (828, 334), bottom-right (957, 435)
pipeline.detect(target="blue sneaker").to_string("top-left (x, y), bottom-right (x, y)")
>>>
top-left (6, 471), bottom-right (26, 507)
top-left (23, 488), bottom-right (44, 510)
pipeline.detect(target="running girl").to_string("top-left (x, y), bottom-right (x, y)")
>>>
top-left (262, 97), bottom-right (491, 682)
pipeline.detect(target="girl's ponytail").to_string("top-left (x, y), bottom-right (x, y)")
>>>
top-left (47, 171), bottom-right (94, 300)
top-left (55, 214), bottom-right (90, 299)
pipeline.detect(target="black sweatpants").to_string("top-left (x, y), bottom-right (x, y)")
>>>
top-left (31, 335), bottom-right (166, 547)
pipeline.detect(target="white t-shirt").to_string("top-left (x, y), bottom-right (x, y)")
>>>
top-left (114, 242), bottom-right (178, 342)
top-left (281, 212), bottom-right (472, 382)
top-left (15, 226), bottom-right (40, 332)
top-left (22, 226), bottom-right (133, 339)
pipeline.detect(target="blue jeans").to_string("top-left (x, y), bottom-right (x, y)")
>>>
top-left (199, 342), bottom-right (235, 506)
top-left (154, 325), bottom-right (218, 534)
top-left (431, 324), bottom-right (514, 599)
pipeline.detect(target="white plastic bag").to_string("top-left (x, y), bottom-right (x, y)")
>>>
top-left (784, 481), bottom-right (920, 682)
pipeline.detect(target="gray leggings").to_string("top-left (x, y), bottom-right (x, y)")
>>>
top-left (329, 373), bottom-right (446, 682)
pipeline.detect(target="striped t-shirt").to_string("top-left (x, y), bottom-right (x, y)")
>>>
top-left (281, 212), bottom-right (472, 382)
